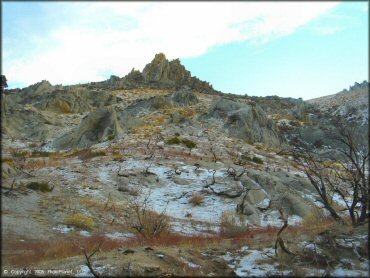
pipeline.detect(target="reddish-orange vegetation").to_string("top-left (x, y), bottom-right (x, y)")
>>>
top-left (2, 216), bottom-right (336, 267)
top-left (2, 235), bottom-right (127, 267)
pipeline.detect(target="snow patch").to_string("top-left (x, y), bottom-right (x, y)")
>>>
top-left (52, 224), bottom-right (74, 234)
top-left (105, 232), bottom-right (136, 240)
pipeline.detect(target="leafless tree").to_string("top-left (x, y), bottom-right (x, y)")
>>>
top-left (329, 120), bottom-right (369, 225)
top-left (205, 169), bottom-right (217, 186)
top-left (275, 209), bottom-right (294, 256)
top-left (82, 242), bottom-right (103, 278)
top-left (209, 145), bottom-right (219, 163)
top-left (291, 120), bottom-right (369, 226)
top-left (1, 75), bottom-right (7, 91)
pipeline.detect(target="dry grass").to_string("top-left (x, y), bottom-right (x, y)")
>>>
top-left (188, 193), bottom-right (204, 206)
top-left (219, 211), bottom-right (249, 237)
top-left (64, 213), bottom-right (95, 230)
top-left (2, 235), bottom-right (125, 267)
top-left (2, 216), bottom-right (339, 268)
top-left (300, 209), bottom-right (329, 234)
top-left (129, 209), bottom-right (171, 239)
top-left (68, 149), bottom-right (106, 160)
top-left (1, 158), bottom-right (15, 167)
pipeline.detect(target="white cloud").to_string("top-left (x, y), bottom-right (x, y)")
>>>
top-left (4, 2), bottom-right (339, 87)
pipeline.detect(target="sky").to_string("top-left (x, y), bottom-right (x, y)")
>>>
top-left (2, 1), bottom-right (368, 99)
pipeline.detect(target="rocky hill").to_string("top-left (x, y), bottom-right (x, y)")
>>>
top-left (307, 81), bottom-right (369, 126)
top-left (1, 54), bottom-right (369, 277)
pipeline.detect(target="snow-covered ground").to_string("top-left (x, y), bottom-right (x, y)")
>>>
top-left (223, 246), bottom-right (292, 276)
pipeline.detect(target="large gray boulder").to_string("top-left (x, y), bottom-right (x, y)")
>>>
top-left (170, 87), bottom-right (199, 106)
top-left (206, 98), bottom-right (281, 147)
top-left (52, 107), bottom-right (143, 150)
top-left (2, 104), bottom-right (56, 141)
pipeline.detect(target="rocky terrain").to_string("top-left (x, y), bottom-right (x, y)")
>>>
top-left (1, 53), bottom-right (369, 277)
top-left (308, 81), bottom-right (369, 126)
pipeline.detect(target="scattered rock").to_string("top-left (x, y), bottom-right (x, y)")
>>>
top-left (119, 248), bottom-right (135, 255)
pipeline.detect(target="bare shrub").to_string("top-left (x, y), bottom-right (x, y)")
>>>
top-left (188, 193), bottom-right (204, 206)
top-left (126, 190), bottom-right (171, 239)
top-left (219, 211), bottom-right (249, 237)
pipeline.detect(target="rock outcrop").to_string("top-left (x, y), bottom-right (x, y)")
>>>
top-left (206, 98), bottom-right (282, 147)
top-left (125, 87), bottom-right (199, 116)
top-left (307, 80), bottom-right (369, 126)
top-left (34, 89), bottom-right (119, 113)
top-left (52, 107), bottom-right (143, 150)
top-left (125, 53), bottom-right (217, 93)
top-left (4, 81), bottom-right (120, 114)
top-left (2, 104), bottom-right (57, 141)
top-left (142, 53), bottom-right (191, 85)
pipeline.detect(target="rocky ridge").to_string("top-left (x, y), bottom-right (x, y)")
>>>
top-left (1, 53), bottom-right (369, 277)
top-left (307, 81), bottom-right (369, 126)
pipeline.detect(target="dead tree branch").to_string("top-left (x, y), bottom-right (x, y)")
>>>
top-left (275, 209), bottom-right (295, 256)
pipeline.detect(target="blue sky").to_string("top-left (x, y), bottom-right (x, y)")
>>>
top-left (2, 1), bottom-right (368, 99)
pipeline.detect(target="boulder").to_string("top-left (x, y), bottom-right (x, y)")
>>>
top-left (52, 107), bottom-right (143, 150)
top-left (275, 192), bottom-right (313, 218)
top-left (170, 87), bottom-right (198, 106)
top-left (205, 98), bottom-right (281, 147)
top-left (246, 189), bottom-right (268, 206)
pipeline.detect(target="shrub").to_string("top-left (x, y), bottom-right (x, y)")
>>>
top-left (167, 136), bottom-right (181, 145)
top-left (247, 139), bottom-right (254, 145)
top-left (1, 158), bottom-right (14, 167)
top-left (31, 151), bottom-right (51, 157)
top-left (26, 181), bottom-right (52, 192)
top-left (189, 193), bottom-right (204, 206)
top-left (129, 208), bottom-right (170, 239)
top-left (252, 156), bottom-right (263, 164)
top-left (313, 139), bottom-right (324, 148)
top-left (70, 149), bottom-right (106, 160)
top-left (107, 134), bottom-right (115, 141)
top-left (181, 138), bottom-right (197, 149)
top-left (128, 193), bottom-right (171, 239)
top-left (220, 211), bottom-right (249, 237)
top-left (91, 150), bottom-right (106, 156)
top-left (13, 150), bottom-right (28, 157)
top-left (64, 213), bottom-right (95, 230)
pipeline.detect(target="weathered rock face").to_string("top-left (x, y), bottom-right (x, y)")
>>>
top-left (21, 80), bottom-right (54, 95)
top-left (142, 53), bottom-right (191, 85)
top-left (2, 105), bottom-right (56, 141)
top-left (42, 90), bottom-right (117, 113)
top-left (35, 90), bottom-right (119, 113)
top-left (4, 81), bottom-right (120, 114)
top-left (73, 53), bottom-right (218, 93)
top-left (125, 87), bottom-right (199, 116)
top-left (52, 107), bottom-right (143, 150)
top-left (125, 95), bottom-right (173, 116)
top-left (170, 87), bottom-right (198, 106)
top-left (206, 98), bottom-right (282, 147)
top-left (140, 53), bottom-right (217, 93)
